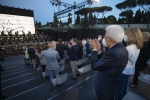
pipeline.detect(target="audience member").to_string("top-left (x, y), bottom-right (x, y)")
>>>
top-left (78, 40), bottom-right (83, 60)
top-left (25, 46), bottom-right (29, 66)
top-left (35, 46), bottom-right (41, 70)
top-left (68, 38), bottom-right (80, 80)
top-left (115, 28), bottom-right (143, 100)
top-left (41, 41), bottom-right (60, 85)
top-left (89, 25), bottom-right (128, 100)
top-left (56, 38), bottom-right (65, 59)
top-left (85, 38), bottom-right (90, 56)
top-left (82, 39), bottom-right (86, 58)
top-left (39, 45), bottom-right (47, 72)
top-left (28, 45), bottom-right (36, 68)
top-left (98, 35), bottom-right (104, 52)
top-left (131, 31), bottom-right (150, 88)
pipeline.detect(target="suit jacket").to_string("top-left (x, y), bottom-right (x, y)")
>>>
top-left (42, 48), bottom-right (60, 70)
top-left (68, 44), bottom-right (79, 61)
top-left (91, 43), bottom-right (128, 100)
top-left (78, 46), bottom-right (83, 59)
top-left (56, 43), bottom-right (65, 59)
top-left (28, 47), bottom-right (36, 59)
top-left (85, 42), bottom-right (90, 55)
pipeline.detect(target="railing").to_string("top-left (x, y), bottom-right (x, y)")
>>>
top-left (94, 24), bottom-right (150, 29)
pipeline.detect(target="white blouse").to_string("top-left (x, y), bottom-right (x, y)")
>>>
top-left (122, 44), bottom-right (140, 75)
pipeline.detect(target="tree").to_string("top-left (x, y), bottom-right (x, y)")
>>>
top-left (75, 14), bottom-right (80, 25)
top-left (59, 19), bottom-right (62, 27)
top-left (54, 15), bottom-right (58, 28)
top-left (92, 6), bottom-right (112, 26)
top-left (89, 10), bottom-right (94, 26)
top-left (137, 0), bottom-right (150, 29)
top-left (93, 15), bottom-right (97, 25)
top-left (68, 13), bottom-right (72, 25)
top-left (103, 17), bottom-right (108, 24)
top-left (133, 9), bottom-right (142, 23)
top-left (80, 18), bottom-right (90, 29)
top-left (107, 15), bottom-right (117, 24)
top-left (119, 10), bottom-right (134, 24)
top-left (46, 21), bottom-right (49, 27)
top-left (75, 8), bottom-right (90, 19)
top-left (35, 20), bottom-right (38, 28)
top-left (116, 0), bottom-right (137, 27)
top-left (39, 21), bottom-right (42, 28)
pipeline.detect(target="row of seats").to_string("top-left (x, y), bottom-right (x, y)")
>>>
top-left (29, 54), bottom-right (92, 93)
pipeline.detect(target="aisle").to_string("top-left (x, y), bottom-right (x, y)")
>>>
top-left (1, 56), bottom-right (150, 100)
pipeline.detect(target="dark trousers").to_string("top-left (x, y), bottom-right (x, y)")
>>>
top-left (41, 65), bottom-right (46, 72)
top-left (115, 74), bottom-right (130, 100)
top-left (0, 72), bottom-right (2, 95)
top-left (133, 71), bottom-right (139, 85)
top-left (133, 66), bottom-right (143, 85)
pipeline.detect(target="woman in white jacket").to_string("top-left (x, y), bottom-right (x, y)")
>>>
top-left (115, 28), bottom-right (143, 100)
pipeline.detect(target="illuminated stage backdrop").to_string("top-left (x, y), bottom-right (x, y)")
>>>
top-left (0, 14), bottom-right (35, 34)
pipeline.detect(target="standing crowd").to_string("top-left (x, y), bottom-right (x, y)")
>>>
top-left (5, 25), bottom-right (150, 100)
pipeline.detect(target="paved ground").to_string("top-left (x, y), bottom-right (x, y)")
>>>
top-left (0, 55), bottom-right (150, 100)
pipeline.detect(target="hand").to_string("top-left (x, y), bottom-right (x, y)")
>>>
top-left (94, 39), bottom-right (101, 54)
top-left (89, 39), bottom-right (97, 50)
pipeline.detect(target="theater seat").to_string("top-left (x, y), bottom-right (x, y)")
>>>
top-left (122, 92), bottom-right (145, 100)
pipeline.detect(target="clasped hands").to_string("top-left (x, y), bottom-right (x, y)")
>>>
top-left (89, 39), bottom-right (101, 54)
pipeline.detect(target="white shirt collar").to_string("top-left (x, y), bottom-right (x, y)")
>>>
top-left (109, 44), bottom-right (116, 49)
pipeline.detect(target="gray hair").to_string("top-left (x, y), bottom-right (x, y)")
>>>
top-left (142, 32), bottom-right (150, 41)
top-left (105, 25), bottom-right (124, 43)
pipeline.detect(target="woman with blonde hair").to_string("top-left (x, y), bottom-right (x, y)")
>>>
top-left (131, 32), bottom-right (150, 88)
top-left (115, 28), bottom-right (143, 100)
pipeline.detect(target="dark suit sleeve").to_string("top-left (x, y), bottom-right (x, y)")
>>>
top-left (68, 47), bottom-right (73, 55)
top-left (91, 51), bottom-right (117, 71)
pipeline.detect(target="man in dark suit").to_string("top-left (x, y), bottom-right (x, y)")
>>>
top-left (90, 25), bottom-right (128, 100)
top-left (68, 38), bottom-right (80, 80)
top-left (28, 45), bottom-right (36, 66)
top-left (56, 38), bottom-right (65, 59)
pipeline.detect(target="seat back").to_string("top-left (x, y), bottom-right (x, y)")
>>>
top-left (59, 64), bottom-right (65, 72)
top-left (83, 64), bottom-right (91, 73)
top-left (147, 59), bottom-right (150, 66)
top-left (122, 92), bottom-right (145, 100)
top-left (59, 59), bottom-right (65, 65)
top-left (56, 73), bottom-right (67, 85)
top-left (83, 57), bottom-right (88, 64)
top-left (45, 69), bottom-right (49, 76)
top-left (76, 59), bottom-right (82, 66)
top-left (65, 55), bottom-right (70, 59)
top-left (138, 71), bottom-right (150, 82)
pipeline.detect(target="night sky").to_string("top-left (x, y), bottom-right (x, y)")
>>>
top-left (0, 0), bottom-right (140, 25)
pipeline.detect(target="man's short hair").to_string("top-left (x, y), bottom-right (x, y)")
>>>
top-left (72, 38), bottom-right (78, 44)
top-left (58, 38), bottom-right (62, 42)
top-left (105, 25), bottom-right (124, 43)
top-left (142, 32), bottom-right (150, 41)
